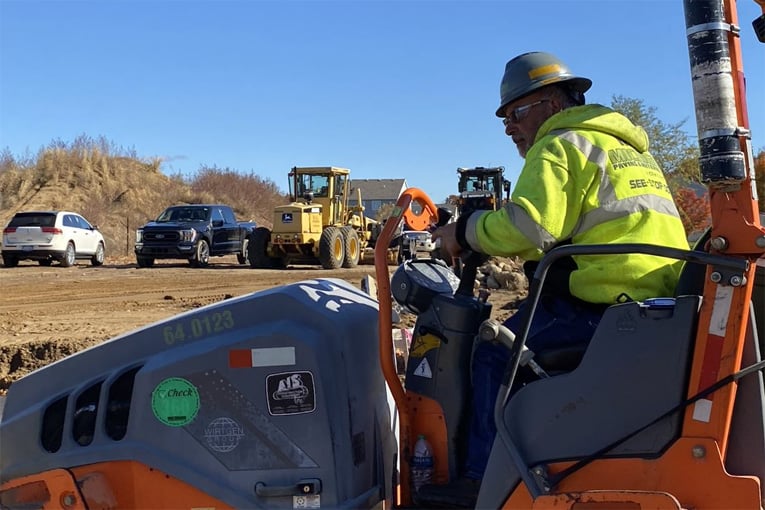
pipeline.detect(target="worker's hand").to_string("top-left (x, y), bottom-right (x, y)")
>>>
top-left (431, 223), bottom-right (462, 259)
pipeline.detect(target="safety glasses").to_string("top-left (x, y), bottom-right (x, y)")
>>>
top-left (501, 99), bottom-right (549, 126)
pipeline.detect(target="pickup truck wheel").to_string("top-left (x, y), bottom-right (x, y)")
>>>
top-left (340, 226), bottom-right (360, 268)
top-left (61, 242), bottom-right (76, 267)
top-left (3, 255), bottom-right (19, 268)
top-left (136, 256), bottom-right (155, 268)
top-left (237, 237), bottom-right (250, 265)
top-left (319, 227), bottom-right (344, 269)
top-left (190, 239), bottom-right (210, 267)
top-left (249, 227), bottom-right (274, 268)
top-left (91, 242), bottom-right (105, 266)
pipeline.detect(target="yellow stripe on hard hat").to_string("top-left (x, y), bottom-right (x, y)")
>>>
top-left (528, 64), bottom-right (562, 79)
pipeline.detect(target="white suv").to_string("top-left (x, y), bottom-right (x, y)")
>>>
top-left (2, 211), bottom-right (106, 267)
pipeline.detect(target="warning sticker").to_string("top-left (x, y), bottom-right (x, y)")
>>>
top-left (267, 371), bottom-right (316, 416)
top-left (151, 377), bottom-right (200, 427)
top-left (413, 358), bottom-right (433, 379)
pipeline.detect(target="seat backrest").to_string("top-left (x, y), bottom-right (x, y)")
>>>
top-left (476, 296), bottom-right (701, 508)
top-left (674, 260), bottom-right (706, 296)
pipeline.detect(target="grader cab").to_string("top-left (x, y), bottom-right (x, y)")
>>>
top-left (248, 166), bottom-right (378, 269)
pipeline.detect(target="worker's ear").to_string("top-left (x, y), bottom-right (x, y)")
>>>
top-left (548, 95), bottom-right (564, 115)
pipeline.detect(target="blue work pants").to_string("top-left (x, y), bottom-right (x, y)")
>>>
top-left (464, 295), bottom-right (604, 479)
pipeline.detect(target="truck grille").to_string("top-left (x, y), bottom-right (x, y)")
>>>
top-left (144, 231), bottom-right (180, 242)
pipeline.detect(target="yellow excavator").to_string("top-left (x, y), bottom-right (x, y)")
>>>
top-left (1, 1), bottom-right (763, 508)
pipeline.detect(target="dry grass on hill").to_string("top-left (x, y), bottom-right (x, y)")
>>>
top-left (0, 137), bottom-right (286, 257)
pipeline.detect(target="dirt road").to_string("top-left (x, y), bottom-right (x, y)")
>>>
top-left (0, 256), bottom-right (522, 393)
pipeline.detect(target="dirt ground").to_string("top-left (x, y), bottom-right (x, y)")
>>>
top-left (0, 255), bottom-right (523, 394)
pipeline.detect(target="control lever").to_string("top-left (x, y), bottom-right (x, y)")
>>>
top-left (429, 206), bottom-right (485, 296)
top-left (455, 250), bottom-right (487, 296)
top-left (479, 319), bottom-right (549, 379)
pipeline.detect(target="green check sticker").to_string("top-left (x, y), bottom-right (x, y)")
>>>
top-left (151, 377), bottom-right (200, 427)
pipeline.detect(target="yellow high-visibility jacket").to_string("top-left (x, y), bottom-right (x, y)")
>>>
top-left (463, 104), bottom-right (689, 304)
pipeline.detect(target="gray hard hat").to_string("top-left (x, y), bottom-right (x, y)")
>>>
top-left (495, 51), bottom-right (592, 117)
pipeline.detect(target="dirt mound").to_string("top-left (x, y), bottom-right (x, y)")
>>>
top-left (0, 152), bottom-right (188, 255)
top-left (0, 138), bottom-right (285, 257)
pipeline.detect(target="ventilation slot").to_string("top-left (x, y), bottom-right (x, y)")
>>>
top-left (40, 396), bottom-right (68, 453)
top-left (72, 382), bottom-right (103, 446)
top-left (105, 366), bottom-right (141, 440)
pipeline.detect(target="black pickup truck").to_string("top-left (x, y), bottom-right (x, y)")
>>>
top-left (134, 204), bottom-right (256, 268)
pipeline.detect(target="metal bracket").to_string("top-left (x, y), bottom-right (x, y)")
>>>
top-left (529, 464), bottom-right (553, 494)
top-left (709, 264), bottom-right (748, 287)
top-left (699, 127), bottom-right (751, 140)
top-left (686, 21), bottom-right (740, 36)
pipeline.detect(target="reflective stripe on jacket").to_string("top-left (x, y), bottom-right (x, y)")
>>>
top-left (464, 104), bottom-right (689, 304)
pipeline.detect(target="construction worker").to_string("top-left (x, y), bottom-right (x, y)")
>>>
top-left (428, 51), bottom-right (689, 506)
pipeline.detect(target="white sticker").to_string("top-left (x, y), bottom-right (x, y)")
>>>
top-left (293, 494), bottom-right (321, 509)
top-left (251, 347), bottom-right (296, 367)
top-left (414, 358), bottom-right (433, 379)
top-left (692, 398), bottom-right (713, 422)
top-left (299, 280), bottom-right (378, 312)
top-left (709, 285), bottom-right (733, 336)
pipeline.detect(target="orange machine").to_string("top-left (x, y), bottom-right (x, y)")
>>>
top-left (378, 0), bottom-right (765, 507)
top-left (1, 1), bottom-right (763, 509)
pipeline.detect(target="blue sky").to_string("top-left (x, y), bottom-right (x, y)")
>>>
top-left (1, 0), bottom-right (763, 203)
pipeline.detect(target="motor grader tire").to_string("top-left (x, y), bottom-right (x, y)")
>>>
top-left (340, 226), bottom-right (360, 268)
top-left (319, 227), bottom-right (344, 269)
top-left (248, 227), bottom-right (274, 269)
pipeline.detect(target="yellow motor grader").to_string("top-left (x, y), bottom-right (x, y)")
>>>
top-left (247, 166), bottom-right (382, 269)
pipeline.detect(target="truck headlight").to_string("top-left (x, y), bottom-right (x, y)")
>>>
top-left (135, 229), bottom-right (143, 243)
top-left (180, 229), bottom-right (197, 242)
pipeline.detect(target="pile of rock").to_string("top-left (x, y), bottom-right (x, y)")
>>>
top-left (476, 257), bottom-right (527, 291)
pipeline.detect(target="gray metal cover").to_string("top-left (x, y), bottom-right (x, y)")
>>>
top-left (0, 278), bottom-right (396, 509)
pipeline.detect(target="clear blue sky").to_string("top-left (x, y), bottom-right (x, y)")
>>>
top-left (1, 0), bottom-right (763, 203)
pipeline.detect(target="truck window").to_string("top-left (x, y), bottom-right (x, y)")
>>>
top-left (211, 208), bottom-right (225, 224)
top-left (220, 207), bottom-right (236, 224)
top-left (191, 208), bottom-right (209, 221)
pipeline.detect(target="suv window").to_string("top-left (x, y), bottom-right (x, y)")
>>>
top-left (9, 213), bottom-right (56, 227)
top-left (63, 215), bottom-right (79, 228)
top-left (220, 207), bottom-right (236, 224)
top-left (77, 215), bottom-right (93, 229)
